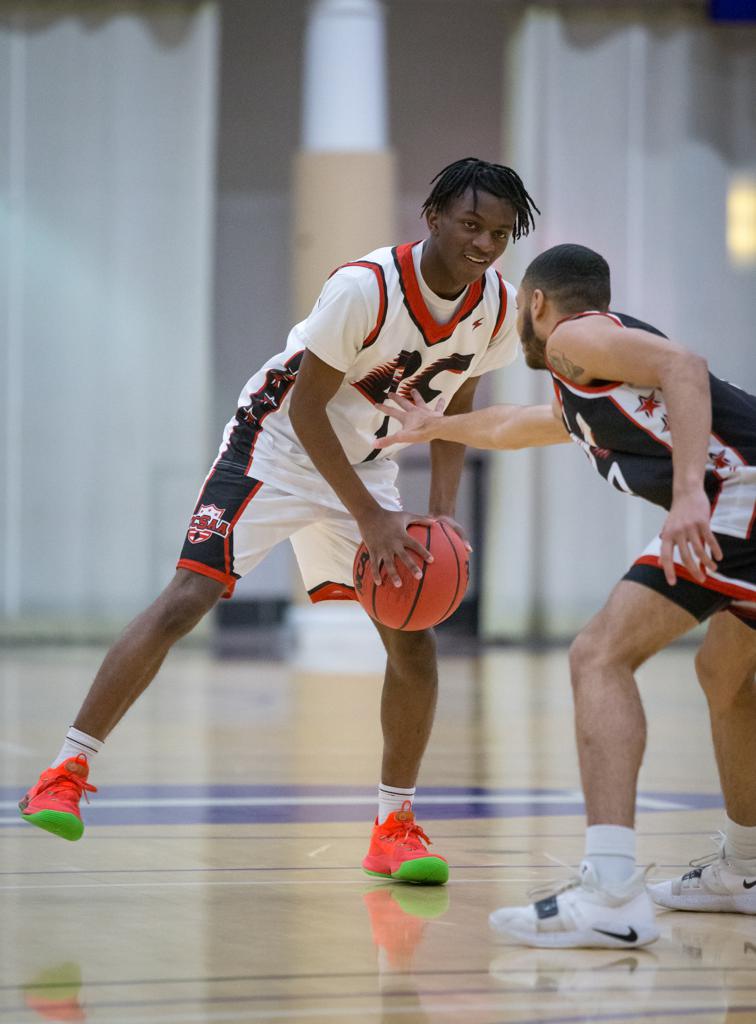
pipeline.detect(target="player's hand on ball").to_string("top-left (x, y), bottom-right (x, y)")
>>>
top-left (433, 514), bottom-right (473, 554)
top-left (357, 508), bottom-right (435, 588)
top-left (374, 390), bottom-right (445, 447)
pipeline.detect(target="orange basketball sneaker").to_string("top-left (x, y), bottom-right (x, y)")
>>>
top-left (362, 800), bottom-right (449, 884)
top-left (18, 754), bottom-right (97, 841)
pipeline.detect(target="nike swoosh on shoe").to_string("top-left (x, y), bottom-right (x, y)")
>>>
top-left (592, 927), bottom-right (639, 943)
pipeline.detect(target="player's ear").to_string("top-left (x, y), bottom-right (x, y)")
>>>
top-left (531, 288), bottom-right (546, 317)
top-left (426, 209), bottom-right (439, 236)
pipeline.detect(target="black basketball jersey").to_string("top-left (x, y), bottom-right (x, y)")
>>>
top-left (548, 312), bottom-right (756, 540)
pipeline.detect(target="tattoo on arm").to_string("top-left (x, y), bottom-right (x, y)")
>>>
top-left (549, 349), bottom-right (585, 381)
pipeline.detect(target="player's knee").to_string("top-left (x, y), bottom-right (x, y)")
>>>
top-left (384, 628), bottom-right (437, 678)
top-left (695, 647), bottom-right (755, 710)
top-left (569, 628), bottom-right (606, 680)
top-left (155, 572), bottom-right (222, 638)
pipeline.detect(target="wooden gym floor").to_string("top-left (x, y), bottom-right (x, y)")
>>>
top-left (2, 637), bottom-right (755, 1023)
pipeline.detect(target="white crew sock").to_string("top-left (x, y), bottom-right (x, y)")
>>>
top-left (583, 824), bottom-right (637, 886)
top-left (52, 728), bottom-right (103, 768)
top-left (378, 783), bottom-right (415, 824)
top-left (724, 816), bottom-right (756, 871)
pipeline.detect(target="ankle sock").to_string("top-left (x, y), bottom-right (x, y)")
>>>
top-left (583, 824), bottom-right (636, 886)
top-left (52, 728), bottom-right (103, 768)
top-left (378, 783), bottom-right (415, 824)
top-left (724, 816), bottom-right (756, 871)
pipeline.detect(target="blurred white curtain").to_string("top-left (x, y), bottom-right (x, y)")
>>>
top-left (484, 5), bottom-right (756, 640)
top-left (0, 3), bottom-right (219, 635)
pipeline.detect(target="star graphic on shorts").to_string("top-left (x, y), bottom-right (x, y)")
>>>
top-left (710, 449), bottom-right (731, 470)
top-left (636, 390), bottom-right (661, 418)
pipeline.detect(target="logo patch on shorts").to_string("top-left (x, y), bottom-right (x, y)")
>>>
top-left (187, 504), bottom-right (231, 544)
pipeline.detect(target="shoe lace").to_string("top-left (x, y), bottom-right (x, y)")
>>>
top-left (526, 854), bottom-right (582, 901)
top-left (41, 762), bottom-right (98, 805)
top-left (383, 806), bottom-right (432, 850)
top-left (684, 832), bottom-right (725, 880)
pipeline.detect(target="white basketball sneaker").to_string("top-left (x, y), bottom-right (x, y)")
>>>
top-left (489, 862), bottom-right (659, 949)
top-left (649, 834), bottom-right (756, 914)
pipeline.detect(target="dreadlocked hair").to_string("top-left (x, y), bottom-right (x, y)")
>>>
top-left (421, 157), bottom-right (540, 241)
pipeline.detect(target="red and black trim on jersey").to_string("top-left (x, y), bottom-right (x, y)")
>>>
top-left (329, 260), bottom-right (388, 349)
top-left (177, 465), bottom-right (264, 599)
top-left (492, 271), bottom-right (509, 340)
top-left (223, 350), bottom-right (305, 474)
top-left (549, 311), bottom-right (756, 523)
top-left (392, 242), bottom-right (486, 347)
top-left (308, 580), bottom-right (357, 604)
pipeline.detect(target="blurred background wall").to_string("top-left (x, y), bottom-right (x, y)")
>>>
top-left (1, 0), bottom-right (755, 645)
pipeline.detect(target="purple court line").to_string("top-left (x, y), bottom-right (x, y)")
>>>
top-left (0, 785), bottom-right (724, 826)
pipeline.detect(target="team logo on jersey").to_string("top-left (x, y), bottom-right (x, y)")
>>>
top-left (472, 318), bottom-right (484, 330)
top-left (187, 504), bottom-right (231, 544)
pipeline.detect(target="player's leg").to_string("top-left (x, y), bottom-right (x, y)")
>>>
top-left (568, 581), bottom-right (698, 828)
top-left (291, 512), bottom-right (448, 884)
top-left (696, 608), bottom-right (756, 826)
top-left (373, 622), bottom-right (438, 793)
top-left (650, 606), bottom-right (756, 913)
top-left (491, 579), bottom-right (699, 948)
top-left (74, 569), bottom-right (224, 741)
top-left (18, 471), bottom-right (311, 841)
top-left (362, 620), bottom-right (448, 884)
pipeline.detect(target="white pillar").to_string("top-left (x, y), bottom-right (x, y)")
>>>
top-left (289, 0), bottom-right (395, 668)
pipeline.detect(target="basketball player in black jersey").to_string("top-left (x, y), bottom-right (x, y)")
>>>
top-left (377, 243), bottom-right (756, 947)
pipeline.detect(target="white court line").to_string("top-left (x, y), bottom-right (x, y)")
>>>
top-left (19, 997), bottom-right (714, 1024)
top-left (306, 844), bottom-right (331, 858)
top-left (0, 877), bottom-right (539, 891)
top-left (0, 792), bottom-right (689, 811)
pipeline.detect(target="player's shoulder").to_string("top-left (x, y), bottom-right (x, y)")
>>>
top-left (330, 245), bottom-right (395, 278)
top-left (610, 311), bottom-right (668, 339)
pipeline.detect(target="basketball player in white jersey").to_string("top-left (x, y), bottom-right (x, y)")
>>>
top-left (375, 242), bottom-right (756, 940)
top-left (19, 158), bottom-right (539, 885)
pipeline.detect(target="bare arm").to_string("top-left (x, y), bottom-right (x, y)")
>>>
top-left (289, 350), bottom-right (433, 586)
top-left (425, 377), bottom-right (478, 549)
top-left (547, 317), bottom-right (723, 583)
top-left (376, 393), bottom-right (570, 450)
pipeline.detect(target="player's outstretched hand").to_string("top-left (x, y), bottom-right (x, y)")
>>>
top-left (374, 390), bottom-right (445, 448)
top-left (659, 490), bottom-right (723, 586)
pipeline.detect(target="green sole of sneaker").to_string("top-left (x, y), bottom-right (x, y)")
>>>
top-left (363, 859), bottom-right (449, 885)
top-left (19, 808), bottom-right (83, 842)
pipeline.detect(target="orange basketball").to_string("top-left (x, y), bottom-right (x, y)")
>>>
top-left (352, 521), bottom-right (470, 631)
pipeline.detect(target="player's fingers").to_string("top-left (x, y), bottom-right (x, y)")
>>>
top-left (372, 434), bottom-right (400, 448)
top-left (443, 520), bottom-right (473, 552)
top-left (433, 396), bottom-right (446, 413)
top-left (407, 514), bottom-right (436, 528)
top-left (396, 548), bottom-right (423, 581)
top-left (375, 402), bottom-right (404, 419)
top-left (660, 535), bottom-right (677, 586)
top-left (368, 553), bottom-right (384, 587)
top-left (678, 534), bottom-right (706, 582)
top-left (389, 394), bottom-right (417, 411)
top-left (706, 530), bottom-right (724, 563)
top-left (694, 531), bottom-right (719, 575)
top-left (383, 554), bottom-right (404, 588)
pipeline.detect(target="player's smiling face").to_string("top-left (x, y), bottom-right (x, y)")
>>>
top-left (423, 189), bottom-right (515, 299)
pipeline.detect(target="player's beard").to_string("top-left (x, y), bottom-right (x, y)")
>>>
top-left (520, 307), bottom-right (548, 369)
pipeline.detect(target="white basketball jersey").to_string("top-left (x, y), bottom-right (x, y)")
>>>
top-left (217, 241), bottom-right (519, 510)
